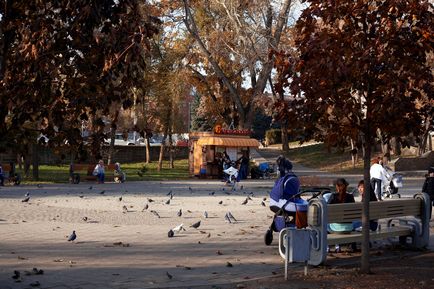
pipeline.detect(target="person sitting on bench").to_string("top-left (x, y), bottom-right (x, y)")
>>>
top-left (93, 160), bottom-right (105, 184)
top-left (352, 180), bottom-right (378, 231)
top-left (114, 162), bottom-right (126, 183)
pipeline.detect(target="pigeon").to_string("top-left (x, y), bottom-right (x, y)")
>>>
top-left (67, 230), bottom-right (77, 241)
top-left (263, 197), bottom-right (267, 201)
top-left (241, 198), bottom-right (248, 205)
top-left (261, 201), bottom-right (266, 207)
top-left (177, 209), bottom-right (182, 217)
top-left (224, 213), bottom-right (232, 223)
top-left (122, 205), bottom-right (128, 213)
top-left (209, 191), bottom-right (215, 196)
top-left (25, 192), bottom-right (30, 197)
top-left (240, 185), bottom-right (244, 190)
top-left (224, 192), bottom-right (232, 195)
top-left (118, 196), bottom-right (122, 202)
top-left (172, 223), bottom-right (186, 233)
top-left (218, 200), bottom-right (223, 205)
top-left (79, 195), bottom-right (84, 198)
top-left (166, 190), bottom-right (173, 196)
top-left (142, 204), bottom-right (149, 211)
top-left (82, 216), bottom-right (88, 222)
top-left (168, 229), bottom-right (174, 238)
top-left (190, 220), bottom-right (201, 229)
top-left (169, 193), bottom-right (174, 200)
top-left (226, 261), bottom-right (233, 267)
top-left (247, 196), bottom-right (253, 200)
top-left (147, 198), bottom-right (154, 203)
top-left (203, 211), bottom-right (208, 218)
top-left (88, 186), bottom-right (93, 190)
top-left (99, 190), bottom-right (105, 195)
top-left (227, 211), bottom-right (237, 222)
top-left (151, 210), bottom-right (160, 218)
top-left (166, 271), bottom-right (173, 279)
top-left (165, 199), bottom-right (171, 205)
top-left (249, 192), bottom-right (254, 196)
top-left (187, 210), bottom-right (192, 213)
top-left (188, 186), bottom-right (193, 192)
top-left (12, 270), bottom-right (20, 280)
top-left (22, 196), bottom-right (30, 203)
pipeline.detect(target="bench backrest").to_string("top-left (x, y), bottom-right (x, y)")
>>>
top-left (309, 199), bottom-right (423, 225)
top-left (72, 163), bottom-right (117, 174)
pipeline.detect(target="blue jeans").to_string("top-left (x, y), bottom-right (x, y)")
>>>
top-left (97, 172), bottom-right (105, 183)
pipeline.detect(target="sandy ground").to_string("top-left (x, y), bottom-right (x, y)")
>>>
top-left (0, 180), bottom-right (433, 289)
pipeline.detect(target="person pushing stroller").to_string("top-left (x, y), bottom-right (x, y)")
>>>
top-left (265, 156), bottom-right (307, 245)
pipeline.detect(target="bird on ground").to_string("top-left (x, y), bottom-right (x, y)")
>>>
top-left (190, 220), bottom-right (201, 229)
top-left (79, 195), bottom-right (84, 198)
top-left (172, 223), bottom-right (186, 233)
top-left (227, 211), bottom-right (237, 222)
top-left (240, 185), bottom-right (244, 190)
top-left (168, 229), bottom-right (174, 238)
top-left (82, 217), bottom-right (88, 222)
top-left (167, 190), bottom-right (172, 196)
top-left (188, 186), bottom-right (192, 191)
top-left (165, 199), bottom-right (171, 205)
top-left (224, 192), bottom-right (231, 195)
top-left (151, 210), bottom-right (160, 218)
top-left (218, 200), bottom-right (223, 205)
top-left (142, 204), bottom-right (149, 211)
top-left (147, 198), bottom-right (154, 203)
top-left (88, 186), bottom-right (93, 190)
top-left (261, 201), bottom-right (266, 207)
top-left (122, 205), bottom-right (128, 213)
top-left (203, 211), bottom-right (208, 218)
top-left (169, 193), bottom-right (174, 200)
top-left (263, 197), bottom-right (267, 201)
top-left (67, 230), bottom-right (77, 241)
top-left (247, 195), bottom-right (253, 200)
top-left (166, 271), bottom-right (173, 279)
top-left (224, 213), bottom-right (232, 223)
top-left (99, 190), bottom-right (105, 195)
top-left (22, 196), bottom-right (30, 203)
top-left (25, 192), bottom-right (30, 197)
top-left (12, 270), bottom-right (20, 280)
top-left (177, 209), bottom-right (182, 217)
top-left (249, 192), bottom-right (254, 196)
top-left (209, 191), bottom-right (215, 196)
top-left (241, 198), bottom-right (248, 205)
top-left (118, 196), bottom-right (122, 202)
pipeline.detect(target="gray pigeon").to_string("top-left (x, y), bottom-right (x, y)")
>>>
top-left (169, 193), bottom-right (174, 200)
top-left (190, 220), bottom-right (201, 229)
top-left (82, 216), bottom-right (88, 222)
top-left (25, 192), bottom-right (30, 197)
top-left (203, 211), bottom-right (208, 218)
top-left (261, 201), bottom-right (266, 207)
top-left (209, 191), bottom-right (215, 196)
top-left (227, 211), bottom-right (237, 222)
top-left (122, 205), bottom-right (128, 213)
top-left (263, 197), bottom-right (267, 201)
top-left (88, 186), bottom-right (93, 190)
top-left (166, 271), bottom-right (173, 279)
top-left (165, 199), bottom-right (171, 205)
top-left (99, 190), bottom-right (105, 195)
top-left (167, 190), bottom-right (172, 196)
top-left (147, 198), bottom-right (154, 203)
top-left (224, 213), bottom-right (232, 223)
top-left (151, 210), bottom-right (161, 218)
top-left (22, 196), bottom-right (30, 203)
top-left (67, 230), bottom-right (77, 241)
top-left (118, 196), bottom-right (122, 202)
top-left (177, 209), bottom-right (182, 217)
top-left (142, 203), bottom-right (149, 211)
top-left (188, 186), bottom-right (193, 192)
top-left (168, 229), bottom-right (174, 238)
top-left (241, 198), bottom-right (248, 205)
top-left (218, 200), bottom-right (223, 205)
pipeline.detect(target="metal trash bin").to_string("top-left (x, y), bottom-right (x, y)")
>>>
top-left (280, 227), bottom-right (311, 280)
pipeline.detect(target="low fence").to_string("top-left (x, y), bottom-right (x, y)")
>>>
top-left (0, 145), bottom-right (189, 165)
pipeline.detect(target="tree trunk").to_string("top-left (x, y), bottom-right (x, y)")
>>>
top-left (361, 138), bottom-right (372, 273)
top-left (31, 143), bottom-right (39, 180)
top-left (107, 128), bottom-right (116, 165)
top-left (350, 139), bottom-right (356, 168)
top-left (145, 135), bottom-right (151, 163)
top-left (157, 132), bottom-right (167, 172)
top-left (168, 133), bottom-right (174, 169)
top-left (281, 121), bottom-right (289, 152)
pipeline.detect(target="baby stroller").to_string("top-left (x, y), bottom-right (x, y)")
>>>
top-left (223, 164), bottom-right (239, 189)
top-left (258, 162), bottom-right (274, 179)
top-left (264, 189), bottom-right (328, 245)
top-left (382, 166), bottom-right (403, 199)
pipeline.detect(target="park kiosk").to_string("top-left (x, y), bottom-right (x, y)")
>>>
top-left (189, 126), bottom-right (260, 178)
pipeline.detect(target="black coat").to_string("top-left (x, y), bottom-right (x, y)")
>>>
top-left (422, 176), bottom-right (434, 199)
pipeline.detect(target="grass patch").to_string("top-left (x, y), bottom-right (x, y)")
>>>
top-left (17, 159), bottom-right (190, 184)
top-left (285, 142), bottom-right (364, 173)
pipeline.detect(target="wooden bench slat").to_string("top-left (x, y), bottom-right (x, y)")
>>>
top-left (327, 227), bottom-right (412, 245)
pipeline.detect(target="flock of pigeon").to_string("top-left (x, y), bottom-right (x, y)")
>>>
top-left (17, 182), bottom-right (271, 283)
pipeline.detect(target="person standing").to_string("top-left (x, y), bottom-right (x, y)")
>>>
top-left (422, 167), bottom-right (434, 218)
top-left (237, 152), bottom-right (249, 180)
top-left (370, 158), bottom-right (389, 201)
top-left (93, 159), bottom-right (105, 184)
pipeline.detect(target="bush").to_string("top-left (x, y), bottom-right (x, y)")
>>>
top-left (265, 129), bottom-right (282, 145)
